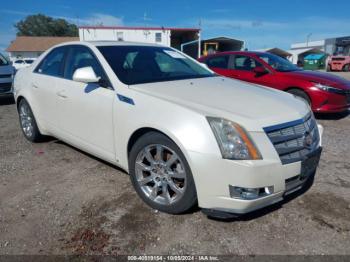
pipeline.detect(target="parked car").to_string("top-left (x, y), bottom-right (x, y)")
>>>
top-left (13, 59), bottom-right (35, 70)
top-left (199, 51), bottom-right (350, 113)
top-left (0, 53), bottom-right (15, 96)
top-left (327, 55), bottom-right (350, 72)
top-left (14, 42), bottom-right (323, 218)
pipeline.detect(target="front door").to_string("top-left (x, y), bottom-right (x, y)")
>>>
top-left (228, 55), bottom-right (276, 87)
top-left (56, 45), bottom-right (116, 161)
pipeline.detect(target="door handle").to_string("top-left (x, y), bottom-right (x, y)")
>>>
top-left (56, 90), bottom-right (68, 98)
top-left (31, 83), bottom-right (39, 89)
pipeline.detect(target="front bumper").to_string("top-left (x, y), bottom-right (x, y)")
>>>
top-left (329, 63), bottom-right (346, 71)
top-left (0, 79), bottom-right (13, 96)
top-left (309, 87), bottom-right (350, 113)
top-left (188, 128), bottom-right (323, 215)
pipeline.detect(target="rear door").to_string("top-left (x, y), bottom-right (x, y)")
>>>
top-left (203, 55), bottom-right (233, 77)
top-left (31, 46), bottom-right (68, 129)
top-left (55, 45), bottom-right (115, 161)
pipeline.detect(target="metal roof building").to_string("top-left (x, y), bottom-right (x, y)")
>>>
top-left (255, 47), bottom-right (292, 59)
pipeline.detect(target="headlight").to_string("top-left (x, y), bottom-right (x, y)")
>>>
top-left (313, 83), bottom-right (344, 94)
top-left (207, 117), bottom-right (262, 160)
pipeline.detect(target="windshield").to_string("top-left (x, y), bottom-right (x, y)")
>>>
top-left (0, 53), bottom-right (9, 66)
top-left (24, 59), bottom-right (34, 64)
top-left (257, 53), bottom-right (301, 72)
top-left (97, 46), bottom-right (215, 85)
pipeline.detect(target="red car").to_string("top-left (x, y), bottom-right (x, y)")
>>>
top-left (199, 51), bottom-right (350, 113)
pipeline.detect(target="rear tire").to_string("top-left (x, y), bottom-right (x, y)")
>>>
top-left (343, 64), bottom-right (350, 72)
top-left (287, 89), bottom-right (311, 106)
top-left (129, 132), bottom-right (197, 214)
top-left (18, 99), bottom-right (44, 142)
top-left (326, 65), bottom-right (332, 72)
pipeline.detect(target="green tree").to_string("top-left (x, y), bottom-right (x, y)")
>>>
top-left (15, 14), bottom-right (78, 36)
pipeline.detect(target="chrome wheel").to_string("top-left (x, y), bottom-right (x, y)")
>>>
top-left (19, 102), bottom-right (34, 138)
top-left (135, 144), bottom-right (187, 206)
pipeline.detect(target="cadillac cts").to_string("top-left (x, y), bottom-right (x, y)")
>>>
top-left (14, 42), bottom-right (323, 217)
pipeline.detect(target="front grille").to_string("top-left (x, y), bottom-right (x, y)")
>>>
top-left (264, 113), bottom-right (320, 165)
top-left (0, 82), bottom-right (12, 93)
top-left (332, 57), bottom-right (345, 61)
top-left (0, 74), bottom-right (12, 78)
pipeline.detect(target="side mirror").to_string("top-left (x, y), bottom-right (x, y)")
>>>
top-left (73, 66), bottom-right (100, 83)
top-left (253, 66), bottom-right (268, 76)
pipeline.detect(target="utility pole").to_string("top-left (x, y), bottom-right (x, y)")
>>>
top-left (198, 19), bottom-right (202, 58)
top-left (306, 33), bottom-right (312, 47)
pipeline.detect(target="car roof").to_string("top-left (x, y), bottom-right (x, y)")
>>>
top-left (200, 51), bottom-right (267, 59)
top-left (56, 41), bottom-right (165, 48)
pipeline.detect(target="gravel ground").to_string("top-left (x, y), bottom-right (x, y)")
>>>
top-left (0, 72), bottom-right (350, 255)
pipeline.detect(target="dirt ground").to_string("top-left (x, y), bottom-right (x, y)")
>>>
top-left (0, 72), bottom-right (350, 255)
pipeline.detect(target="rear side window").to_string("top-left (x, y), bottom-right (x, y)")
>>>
top-left (205, 56), bottom-right (228, 69)
top-left (35, 47), bottom-right (66, 77)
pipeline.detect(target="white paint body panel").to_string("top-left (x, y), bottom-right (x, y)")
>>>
top-left (13, 41), bottom-right (323, 214)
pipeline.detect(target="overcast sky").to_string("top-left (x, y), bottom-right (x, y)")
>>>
top-left (1, 0), bottom-right (350, 53)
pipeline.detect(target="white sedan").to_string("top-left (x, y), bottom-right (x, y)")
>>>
top-left (12, 59), bottom-right (35, 70)
top-left (14, 41), bottom-right (323, 218)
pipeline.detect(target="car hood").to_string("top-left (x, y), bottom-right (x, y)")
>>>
top-left (284, 70), bottom-right (350, 90)
top-left (0, 65), bottom-right (14, 75)
top-left (130, 76), bottom-right (310, 132)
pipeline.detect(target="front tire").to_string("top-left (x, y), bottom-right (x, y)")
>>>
top-left (129, 132), bottom-right (197, 214)
top-left (287, 89), bottom-right (311, 106)
top-left (18, 99), bottom-right (43, 142)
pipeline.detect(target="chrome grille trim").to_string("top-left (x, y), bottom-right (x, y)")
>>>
top-left (264, 113), bottom-right (320, 165)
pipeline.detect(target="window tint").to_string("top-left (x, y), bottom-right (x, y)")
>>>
top-left (154, 52), bottom-right (195, 74)
top-left (35, 47), bottom-right (66, 77)
top-left (206, 56), bottom-right (228, 69)
top-left (15, 60), bottom-right (24, 64)
top-left (98, 46), bottom-right (214, 85)
top-left (230, 55), bottom-right (263, 71)
top-left (64, 46), bottom-right (106, 81)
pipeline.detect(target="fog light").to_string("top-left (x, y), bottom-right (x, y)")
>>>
top-left (229, 185), bottom-right (274, 200)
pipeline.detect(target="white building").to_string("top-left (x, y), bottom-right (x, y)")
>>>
top-left (79, 26), bottom-right (200, 57)
top-left (290, 40), bottom-right (325, 51)
top-left (6, 36), bottom-right (79, 61)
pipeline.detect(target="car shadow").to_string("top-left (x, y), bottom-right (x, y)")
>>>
top-left (54, 140), bottom-right (128, 175)
top-left (0, 95), bottom-right (15, 106)
top-left (315, 110), bottom-right (349, 120)
top-left (33, 137), bottom-right (316, 221)
top-left (206, 174), bottom-right (315, 222)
